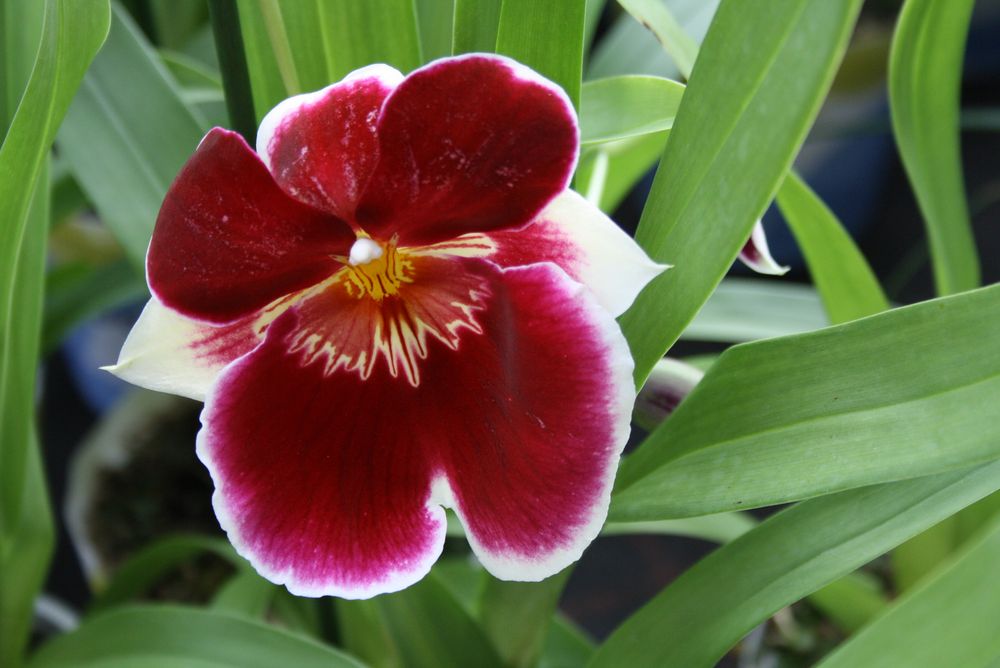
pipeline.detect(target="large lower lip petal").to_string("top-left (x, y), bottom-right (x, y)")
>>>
top-left (147, 128), bottom-right (355, 324)
top-left (256, 65), bottom-right (402, 220)
top-left (355, 54), bottom-right (579, 246)
top-left (197, 258), bottom-right (633, 596)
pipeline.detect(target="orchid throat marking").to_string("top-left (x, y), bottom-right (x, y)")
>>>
top-left (343, 236), bottom-right (413, 301)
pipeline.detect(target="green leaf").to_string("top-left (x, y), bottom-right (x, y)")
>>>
top-left (541, 618), bottom-right (595, 668)
top-left (452, 0), bottom-right (502, 54)
top-left (479, 572), bottom-right (570, 668)
top-left (612, 284), bottom-right (1000, 521)
top-left (617, 0), bottom-right (698, 79)
top-left (29, 605), bottom-right (365, 668)
top-left (602, 512), bottom-right (755, 543)
top-left (211, 571), bottom-right (278, 620)
top-left (806, 572), bottom-right (887, 634)
top-left (0, 1), bottom-right (108, 662)
top-left (415, 0), bottom-right (453, 61)
top-left (681, 278), bottom-right (828, 343)
top-left (57, 4), bottom-right (207, 270)
top-left (889, 0), bottom-right (978, 296)
top-left (90, 534), bottom-right (246, 613)
top-left (339, 572), bottom-right (502, 668)
top-left (819, 516), bottom-right (1000, 667)
top-left (776, 172), bottom-right (889, 324)
top-left (591, 461), bottom-right (1000, 668)
top-left (618, 0), bottom-right (863, 385)
top-left (496, 0), bottom-right (586, 108)
top-left (574, 130), bottom-right (668, 213)
top-left (315, 0), bottom-right (422, 81)
top-left (580, 75), bottom-right (684, 145)
top-left (42, 259), bottom-right (147, 354)
top-left (207, 0), bottom-right (257, 142)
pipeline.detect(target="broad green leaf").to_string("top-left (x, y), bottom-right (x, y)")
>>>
top-left (575, 130), bottom-right (668, 213)
top-left (58, 4), bottom-right (207, 270)
top-left (0, 2), bottom-right (108, 662)
top-left (820, 516), bottom-right (1000, 668)
top-left (580, 75), bottom-right (683, 145)
top-left (452, 0), bottom-right (502, 54)
top-left (681, 278), bottom-right (827, 343)
top-left (617, 0), bottom-right (698, 78)
top-left (211, 571), bottom-right (278, 619)
top-left (479, 572), bottom-right (570, 668)
top-left (591, 461), bottom-right (1000, 668)
top-left (340, 573), bottom-right (503, 668)
top-left (776, 172), bottom-right (889, 324)
top-left (582, 0), bottom-right (606, 61)
top-left (239, 0), bottom-right (422, 121)
top-left (889, 0), bottom-right (978, 295)
top-left (206, 0), bottom-right (257, 141)
top-left (42, 259), bottom-right (147, 354)
top-left (148, 0), bottom-right (208, 50)
top-left (496, 0), bottom-right (586, 108)
top-left (541, 618), bottom-right (595, 668)
top-left (29, 605), bottom-right (364, 668)
top-left (618, 0), bottom-right (863, 385)
top-left (602, 512), bottom-right (755, 543)
top-left (807, 572), bottom-right (887, 634)
top-left (415, 0), bottom-right (453, 61)
top-left (90, 534), bottom-right (246, 613)
top-left (613, 284), bottom-right (1000, 521)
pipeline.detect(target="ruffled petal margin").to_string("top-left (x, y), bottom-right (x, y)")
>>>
top-left (256, 65), bottom-right (403, 219)
top-left (486, 189), bottom-right (668, 317)
top-left (356, 54), bottom-right (579, 246)
top-left (104, 298), bottom-right (265, 402)
top-left (197, 259), bottom-right (633, 597)
top-left (147, 128), bottom-right (355, 324)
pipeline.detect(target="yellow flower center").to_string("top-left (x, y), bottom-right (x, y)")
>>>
top-left (343, 238), bottom-right (413, 301)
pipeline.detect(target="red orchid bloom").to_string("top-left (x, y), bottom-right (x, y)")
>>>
top-left (108, 54), bottom-right (664, 598)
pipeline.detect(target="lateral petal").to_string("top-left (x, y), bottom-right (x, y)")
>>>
top-left (257, 65), bottom-right (403, 219)
top-left (104, 298), bottom-right (272, 401)
top-left (147, 128), bottom-right (355, 324)
top-left (486, 189), bottom-right (667, 316)
top-left (356, 54), bottom-right (579, 245)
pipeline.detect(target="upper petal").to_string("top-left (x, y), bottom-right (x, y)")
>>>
top-left (256, 65), bottom-right (403, 219)
top-left (356, 54), bottom-right (579, 245)
top-left (147, 128), bottom-right (355, 324)
top-left (485, 189), bottom-right (667, 317)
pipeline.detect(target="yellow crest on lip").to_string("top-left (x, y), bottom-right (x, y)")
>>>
top-left (342, 242), bottom-right (414, 301)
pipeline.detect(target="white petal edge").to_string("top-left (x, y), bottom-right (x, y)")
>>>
top-left (255, 63), bottom-right (404, 170)
top-left (533, 189), bottom-right (668, 317)
top-left (430, 265), bottom-right (637, 581)
top-left (198, 397), bottom-right (448, 599)
top-left (103, 298), bottom-right (259, 402)
top-left (739, 220), bottom-right (789, 276)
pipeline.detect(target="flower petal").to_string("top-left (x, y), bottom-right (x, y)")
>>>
top-left (356, 54), bottom-right (579, 245)
top-left (104, 298), bottom-right (267, 401)
top-left (633, 357), bottom-right (704, 431)
top-left (485, 189), bottom-right (668, 316)
top-left (147, 128), bottom-right (355, 324)
top-left (256, 65), bottom-right (403, 219)
top-left (197, 258), bottom-right (632, 596)
top-left (438, 262), bottom-right (634, 580)
top-left (739, 220), bottom-right (789, 275)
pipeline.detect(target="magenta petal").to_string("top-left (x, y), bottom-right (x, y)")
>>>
top-left (356, 54), bottom-right (579, 245)
top-left (147, 128), bottom-right (355, 324)
top-left (198, 258), bottom-right (632, 595)
top-left (257, 65), bottom-right (402, 219)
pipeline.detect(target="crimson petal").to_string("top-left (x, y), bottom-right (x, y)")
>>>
top-left (198, 259), bottom-right (632, 597)
top-left (356, 54), bottom-right (579, 246)
top-left (147, 128), bottom-right (355, 324)
top-left (257, 65), bottom-right (402, 219)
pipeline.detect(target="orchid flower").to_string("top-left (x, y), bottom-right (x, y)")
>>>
top-left (739, 220), bottom-right (788, 276)
top-left (106, 55), bottom-right (665, 598)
